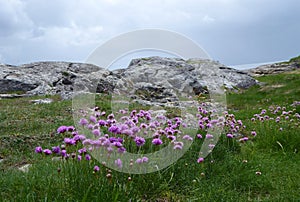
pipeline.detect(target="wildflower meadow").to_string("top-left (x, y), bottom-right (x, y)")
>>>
top-left (0, 70), bottom-right (300, 201)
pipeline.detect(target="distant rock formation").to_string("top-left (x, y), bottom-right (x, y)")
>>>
top-left (246, 56), bottom-right (300, 76)
top-left (0, 57), bottom-right (257, 104)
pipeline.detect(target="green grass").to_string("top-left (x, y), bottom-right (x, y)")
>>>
top-left (0, 70), bottom-right (300, 201)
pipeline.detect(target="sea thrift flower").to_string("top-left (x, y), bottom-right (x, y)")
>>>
top-left (52, 146), bottom-right (60, 154)
top-left (197, 157), bottom-right (204, 163)
top-left (134, 137), bottom-right (146, 147)
top-left (239, 137), bottom-right (249, 142)
top-left (57, 126), bottom-right (68, 134)
top-left (135, 158), bottom-right (143, 164)
top-left (142, 157), bottom-right (149, 163)
top-left (61, 150), bottom-right (67, 157)
top-left (152, 138), bottom-right (163, 145)
top-left (43, 149), bottom-right (52, 155)
top-left (117, 147), bottom-right (126, 154)
top-left (90, 116), bottom-right (97, 123)
top-left (35, 146), bottom-right (43, 153)
top-left (197, 134), bottom-right (203, 139)
top-left (206, 134), bottom-right (213, 139)
top-left (94, 165), bottom-right (100, 172)
top-left (85, 154), bottom-right (91, 161)
top-left (67, 126), bottom-right (75, 132)
top-left (183, 135), bottom-right (193, 141)
top-left (64, 138), bottom-right (76, 145)
top-left (226, 133), bottom-right (233, 138)
top-left (255, 171), bottom-right (262, 175)
top-left (173, 144), bottom-right (183, 150)
top-left (92, 129), bottom-right (101, 136)
top-left (79, 118), bottom-right (88, 126)
top-left (108, 125), bottom-right (120, 134)
top-left (77, 155), bottom-right (82, 161)
top-left (78, 148), bottom-right (87, 154)
top-left (115, 159), bottom-right (122, 168)
top-left (98, 120), bottom-right (107, 126)
top-left (251, 131), bottom-right (257, 137)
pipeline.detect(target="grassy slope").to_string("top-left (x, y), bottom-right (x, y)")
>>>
top-left (0, 70), bottom-right (299, 201)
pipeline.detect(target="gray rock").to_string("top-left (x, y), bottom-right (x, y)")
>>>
top-left (0, 57), bottom-right (258, 106)
top-left (30, 98), bottom-right (53, 104)
top-left (246, 62), bottom-right (300, 76)
top-left (0, 62), bottom-right (110, 99)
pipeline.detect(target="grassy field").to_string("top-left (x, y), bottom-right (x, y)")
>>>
top-left (0, 70), bottom-right (299, 201)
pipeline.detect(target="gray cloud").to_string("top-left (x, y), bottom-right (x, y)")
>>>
top-left (0, 0), bottom-right (299, 66)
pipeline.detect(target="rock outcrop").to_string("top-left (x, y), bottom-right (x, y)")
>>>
top-left (246, 61), bottom-right (300, 76)
top-left (0, 57), bottom-right (258, 104)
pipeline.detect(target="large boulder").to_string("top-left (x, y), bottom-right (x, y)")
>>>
top-left (0, 57), bottom-right (258, 104)
top-left (0, 62), bottom-right (111, 99)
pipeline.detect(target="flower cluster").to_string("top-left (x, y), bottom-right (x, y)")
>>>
top-left (35, 102), bottom-right (261, 170)
top-left (251, 102), bottom-right (300, 131)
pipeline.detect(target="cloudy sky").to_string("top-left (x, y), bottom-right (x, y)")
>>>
top-left (0, 0), bottom-right (299, 68)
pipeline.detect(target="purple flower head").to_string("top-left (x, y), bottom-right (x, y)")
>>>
top-left (239, 137), bottom-right (249, 142)
top-left (78, 148), bottom-right (87, 154)
top-left (67, 126), bottom-right (75, 132)
top-left (115, 158), bottom-right (122, 168)
top-left (57, 126), bottom-right (68, 134)
top-left (167, 135), bottom-right (176, 141)
top-left (108, 125), bottom-right (120, 134)
top-left (109, 137), bottom-right (118, 143)
top-left (94, 165), bottom-right (100, 172)
top-left (197, 157), bottom-right (204, 163)
top-left (77, 155), bottom-right (82, 161)
top-left (64, 138), bottom-right (76, 145)
top-left (35, 146), bottom-right (43, 153)
top-left (107, 113), bottom-right (114, 119)
top-left (43, 149), bottom-right (52, 155)
top-left (82, 139), bottom-right (92, 145)
top-left (131, 126), bottom-right (140, 134)
top-left (173, 144), bottom-right (183, 150)
top-left (112, 141), bottom-right (123, 148)
top-left (134, 136), bottom-right (146, 147)
top-left (251, 131), bottom-right (257, 137)
top-left (130, 110), bottom-right (137, 117)
top-left (92, 129), bottom-right (101, 136)
top-left (226, 133), bottom-right (234, 138)
top-left (142, 157), bottom-right (149, 163)
top-left (122, 129), bottom-right (133, 136)
top-left (206, 134), bottom-right (213, 139)
top-left (206, 123), bottom-right (212, 128)
top-left (135, 158), bottom-right (143, 164)
top-left (208, 144), bottom-right (215, 149)
top-left (72, 131), bottom-right (79, 136)
top-left (90, 116), bottom-right (97, 123)
top-left (183, 135), bottom-right (193, 141)
top-left (197, 134), bottom-right (203, 139)
top-left (52, 146), bottom-right (60, 154)
top-left (85, 154), bottom-right (91, 161)
top-left (87, 124), bottom-right (94, 130)
top-left (98, 120), bottom-right (107, 126)
top-left (61, 150), bottom-right (67, 157)
top-left (140, 123), bottom-right (148, 129)
top-left (117, 147), bottom-right (126, 154)
top-left (79, 118), bottom-right (88, 126)
top-left (152, 138), bottom-right (163, 145)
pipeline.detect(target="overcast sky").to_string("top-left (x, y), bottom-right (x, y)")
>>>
top-left (0, 0), bottom-right (299, 68)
